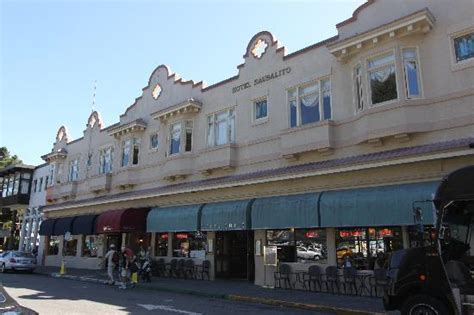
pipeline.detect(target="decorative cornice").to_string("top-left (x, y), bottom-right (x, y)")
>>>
top-left (150, 98), bottom-right (202, 122)
top-left (328, 8), bottom-right (435, 62)
top-left (107, 119), bottom-right (147, 138)
top-left (41, 148), bottom-right (68, 162)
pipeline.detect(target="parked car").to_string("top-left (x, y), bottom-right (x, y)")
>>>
top-left (0, 251), bottom-right (36, 273)
top-left (297, 246), bottom-right (322, 261)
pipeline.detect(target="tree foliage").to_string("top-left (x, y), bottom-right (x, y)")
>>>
top-left (0, 147), bottom-right (21, 169)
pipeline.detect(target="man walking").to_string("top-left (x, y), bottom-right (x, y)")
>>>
top-left (103, 244), bottom-right (117, 285)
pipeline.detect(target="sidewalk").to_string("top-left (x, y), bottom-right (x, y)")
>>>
top-left (34, 266), bottom-right (387, 315)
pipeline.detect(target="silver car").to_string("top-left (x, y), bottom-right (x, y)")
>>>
top-left (0, 251), bottom-right (36, 273)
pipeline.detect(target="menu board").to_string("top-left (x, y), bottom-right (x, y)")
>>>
top-left (264, 245), bottom-right (277, 266)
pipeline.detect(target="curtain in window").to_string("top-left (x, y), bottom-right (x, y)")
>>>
top-left (370, 65), bottom-right (397, 104)
top-left (322, 80), bottom-right (331, 120)
top-left (207, 116), bottom-right (215, 146)
top-left (216, 113), bottom-right (228, 145)
top-left (300, 93), bottom-right (320, 125)
top-left (405, 61), bottom-right (419, 96)
top-left (170, 124), bottom-right (181, 155)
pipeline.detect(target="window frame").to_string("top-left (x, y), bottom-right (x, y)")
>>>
top-left (68, 158), bottom-right (79, 182)
top-left (401, 46), bottom-right (423, 99)
top-left (366, 49), bottom-right (399, 107)
top-left (353, 63), bottom-right (365, 113)
top-left (98, 146), bottom-right (113, 174)
top-left (253, 97), bottom-right (268, 122)
top-left (206, 108), bottom-right (235, 147)
top-left (287, 77), bottom-right (332, 128)
top-left (168, 120), bottom-right (194, 156)
top-left (452, 29), bottom-right (474, 63)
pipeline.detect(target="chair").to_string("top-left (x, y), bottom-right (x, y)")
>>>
top-left (341, 266), bottom-right (358, 295)
top-left (156, 258), bottom-right (166, 277)
top-left (325, 266), bottom-right (340, 294)
top-left (176, 259), bottom-right (186, 278)
top-left (168, 259), bottom-right (178, 277)
top-left (196, 260), bottom-right (211, 280)
top-left (370, 268), bottom-right (389, 297)
top-left (304, 265), bottom-right (324, 292)
top-left (184, 260), bottom-right (195, 279)
top-left (274, 264), bottom-right (293, 289)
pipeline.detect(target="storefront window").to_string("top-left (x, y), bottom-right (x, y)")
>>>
top-left (63, 239), bottom-right (78, 256)
top-left (295, 229), bottom-right (327, 263)
top-left (82, 235), bottom-right (98, 257)
top-left (336, 227), bottom-right (402, 269)
top-left (408, 225), bottom-right (436, 248)
top-left (267, 230), bottom-right (295, 263)
top-left (172, 232), bottom-right (206, 258)
top-left (155, 233), bottom-right (168, 257)
top-left (47, 236), bottom-right (60, 256)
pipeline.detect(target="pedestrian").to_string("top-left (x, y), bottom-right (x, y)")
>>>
top-left (102, 244), bottom-right (117, 285)
top-left (119, 246), bottom-right (135, 289)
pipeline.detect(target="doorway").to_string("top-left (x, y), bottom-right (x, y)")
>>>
top-left (215, 231), bottom-right (254, 281)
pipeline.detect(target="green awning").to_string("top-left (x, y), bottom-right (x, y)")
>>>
top-left (147, 205), bottom-right (204, 232)
top-left (251, 193), bottom-right (320, 230)
top-left (201, 200), bottom-right (253, 231)
top-left (319, 181), bottom-right (439, 227)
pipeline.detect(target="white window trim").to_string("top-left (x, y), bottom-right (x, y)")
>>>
top-left (121, 138), bottom-right (132, 168)
top-left (353, 62), bottom-right (365, 114)
top-left (167, 120), bottom-right (194, 157)
top-left (68, 158), bottom-right (80, 182)
top-left (206, 108), bottom-right (236, 147)
top-left (366, 49), bottom-right (400, 108)
top-left (287, 76), bottom-right (331, 128)
top-left (98, 146), bottom-right (114, 174)
top-left (252, 96), bottom-right (269, 124)
top-left (401, 46), bottom-right (424, 99)
top-left (449, 26), bottom-right (474, 71)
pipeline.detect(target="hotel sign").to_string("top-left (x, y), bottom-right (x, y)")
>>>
top-left (232, 67), bottom-right (291, 93)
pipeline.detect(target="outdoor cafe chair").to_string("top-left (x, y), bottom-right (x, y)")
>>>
top-left (341, 266), bottom-right (358, 295)
top-left (325, 266), bottom-right (340, 294)
top-left (176, 259), bottom-right (186, 278)
top-left (274, 264), bottom-right (293, 289)
top-left (196, 260), bottom-right (211, 280)
top-left (370, 268), bottom-right (389, 297)
top-left (303, 265), bottom-right (324, 292)
top-left (168, 259), bottom-right (178, 278)
top-left (184, 259), bottom-right (195, 279)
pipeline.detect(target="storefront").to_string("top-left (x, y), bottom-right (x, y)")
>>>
top-left (96, 208), bottom-right (150, 253)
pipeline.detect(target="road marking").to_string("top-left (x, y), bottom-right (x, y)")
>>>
top-left (137, 304), bottom-right (202, 314)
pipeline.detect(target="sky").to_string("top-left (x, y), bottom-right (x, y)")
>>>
top-left (1, 0), bottom-right (364, 166)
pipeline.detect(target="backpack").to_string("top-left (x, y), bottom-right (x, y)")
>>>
top-left (112, 251), bottom-right (119, 264)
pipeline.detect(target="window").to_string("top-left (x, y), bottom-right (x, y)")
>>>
top-left (354, 64), bottom-right (364, 112)
top-left (49, 164), bottom-right (55, 185)
top-left (33, 179), bottom-right (37, 193)
top-left (63, 239), bottom-right (78, 256)
top-left (254, 99), bottom-right (268, 120)
top-left (454, 32), bottom-right (474, 62)
top-left (267, 229), bottom-right (327, 263)
top-left (402, 48), bottom-right (421, 98)
top-left (12, 173), bottom-right (20, 195)
top-left (87, 152), bottom-right (93, 168)
top-left (20, 173), bottom-right (30, 195)
top-left (288, 78), bottom-right (331, 128)
top-left (47, 236), bottom-right (60, 255)
top-left (68, 159), bottom-right (79, 181)
top-left (169, 121), bottom-right (193, 155)
top-left (38, 177), bottom-right (43, 192)
top-left (44, 176), bottom-right (49, 190)
top-left (150, 133), bottom-right (159, 150)
top-left (207, 109), bottom-right (235, 146)
top-left (172, 232), bottom-right (207, 258)
top-left (368, 52), bottom-right (397, 105)
top-left (99, 147), bottom-right (113, 174)
top-left (155, 233), bottom-right (168, 256)
top-left (336, 227), bottom-right (402, 269)
top-left (82, 235), bottom-right (98, 257)
top-left (121, 139), bottom-right (131, 167)
top-left (122, 138), bottom-right (140, 167)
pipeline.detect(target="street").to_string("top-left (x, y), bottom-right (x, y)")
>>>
top-left (0, 273), bottom-right (326, 314)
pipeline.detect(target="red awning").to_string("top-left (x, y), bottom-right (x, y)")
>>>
top-left (96, 208), bottom-right (150, 233)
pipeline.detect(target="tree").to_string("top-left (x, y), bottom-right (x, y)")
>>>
top-left (0, 147), bottom-right (21, 169)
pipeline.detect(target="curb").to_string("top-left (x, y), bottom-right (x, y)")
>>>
top-left (39, 271), bottom-right (384, 315)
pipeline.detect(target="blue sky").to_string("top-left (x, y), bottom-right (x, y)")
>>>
top-left (1, 0), bottom-right (364, 165)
